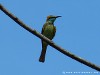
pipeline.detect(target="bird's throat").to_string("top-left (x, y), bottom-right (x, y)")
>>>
top-left (46, 20), bottom-right (54, 24)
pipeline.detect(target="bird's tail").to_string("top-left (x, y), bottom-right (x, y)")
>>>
top-left (39, 46), bottom-right (47, 62)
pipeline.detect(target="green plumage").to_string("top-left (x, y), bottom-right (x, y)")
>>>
top-left (39, 15), bottom-right (61, 62)
top-left (42, 23), bottom-right (56, 40)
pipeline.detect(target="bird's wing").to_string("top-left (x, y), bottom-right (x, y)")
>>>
top-left (41, 24), bottom-right (47, 47)
top-left (52, 26), bottom-right (56, 38)
top-left (41, 24), bottom-right (46, 34)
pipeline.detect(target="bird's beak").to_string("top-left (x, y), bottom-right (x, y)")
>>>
top-left (56, 16), bottom-right (62, 18)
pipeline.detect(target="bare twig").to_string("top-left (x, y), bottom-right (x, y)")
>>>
top-left (0, 4), bottom-right (100, 71)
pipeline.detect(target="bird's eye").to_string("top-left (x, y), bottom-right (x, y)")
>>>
top-left (49, 18), bottom-right (55, 21)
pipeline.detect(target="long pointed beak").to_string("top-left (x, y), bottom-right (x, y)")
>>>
top-left (56, 16), bottom-right (62, 18)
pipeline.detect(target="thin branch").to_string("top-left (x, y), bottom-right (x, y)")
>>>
top-left (0, 4), bottom-right (100, 71)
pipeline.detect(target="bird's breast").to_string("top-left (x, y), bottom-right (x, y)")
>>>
top-left (45, 25), bottom-right (54, 32)
top-left (43, 25), bottom-right (55, 40)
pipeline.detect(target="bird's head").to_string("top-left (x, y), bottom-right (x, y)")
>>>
top-left (46, 15), bottom-right (61, 24)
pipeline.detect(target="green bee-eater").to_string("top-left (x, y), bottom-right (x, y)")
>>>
top-left (39, 15), bottom-right (61, 62)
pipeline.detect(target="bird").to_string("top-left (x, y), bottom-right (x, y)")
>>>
top-left (39, 15), bottom-right (61, 62)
